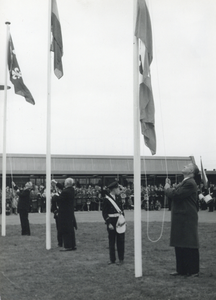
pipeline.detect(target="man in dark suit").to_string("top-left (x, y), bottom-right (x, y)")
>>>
top-left (165, 163), bottom-right (200, 277)
top-left (51, 182), bottom-right (64, 247)
top-left (13, 181), bottom-right (32, 236)
top-left (102, 182), bottom-right (125, 266)
top-left (57, 178), bottom-right (76, 251)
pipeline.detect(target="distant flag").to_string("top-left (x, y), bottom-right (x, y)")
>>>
top-left (135, 0), bottom-right (156, 155)
top-left (8, 35), bottom-right (35, 105)
top-left (51, 0), bottom-right (63, 79)
top-left (200, 157), bottom-right (208, 187)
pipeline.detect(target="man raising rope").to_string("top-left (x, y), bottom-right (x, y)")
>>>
top-left (12, 181), bottom-right (32, 236)
top-left (165, 163), bottom-right (200, 277)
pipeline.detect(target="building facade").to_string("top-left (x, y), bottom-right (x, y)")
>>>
top-left (1, 154), bottom-right (212, 188)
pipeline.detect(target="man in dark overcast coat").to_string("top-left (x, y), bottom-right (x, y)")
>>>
top-left (58, 178), bottom-right (76, 251)
top-left (165, 162), bottom-right (200, 277)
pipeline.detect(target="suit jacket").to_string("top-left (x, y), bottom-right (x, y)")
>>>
top-left (165, 177), bottom-right (199, 249)
top-left (16, 188), bottom-right (31, 212)
top-left (57, 187), bottom-right (75, 233)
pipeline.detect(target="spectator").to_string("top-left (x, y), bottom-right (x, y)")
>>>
top-left (51, 183), bottom-right (64, 247)
top-left (164, 178), bottom-right (171, 210)
top-left (11, 189), bottom-right (18, 215)
top-left (208, 184), bottom-right (214, 212)
top-left (38, 185), bottom-right (45, 213)
top-left (30, 185), bottom-right (39, 213)
top-left (120, 186), bottom-right (127, 209)
top-left (212, 184), bottom-right (216, 210)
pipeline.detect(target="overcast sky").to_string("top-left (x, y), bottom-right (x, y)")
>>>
top-left (0, 0), bottom-right (216, 170)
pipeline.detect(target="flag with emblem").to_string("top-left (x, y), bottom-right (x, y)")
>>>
top-left (51, 0), bottom-right (63, 79)
top-left (8, 35), bottom-right (35, 105)
top-left (135, 0), bottom-right (156, 155)
top-left (200, 157), bottom-right (208, 188)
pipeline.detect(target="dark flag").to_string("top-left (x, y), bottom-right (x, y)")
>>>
top-left (8, 35), bottom-right (35, 105)
top-left (135, 0), bottom-right (156, 155)
top-left (51, 0), bottom-right (63, 79)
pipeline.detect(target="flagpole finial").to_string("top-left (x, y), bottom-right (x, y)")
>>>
top-left (5, 22), bottom-right (11, 25)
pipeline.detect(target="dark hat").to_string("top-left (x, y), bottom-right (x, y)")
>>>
top-left (108, 181), bottom-right (119, 190)
top-left (56, 183), bottom-right (64, 190)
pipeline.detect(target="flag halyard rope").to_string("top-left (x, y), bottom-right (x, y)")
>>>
top-left (143, 0), bottom-right (169, 243)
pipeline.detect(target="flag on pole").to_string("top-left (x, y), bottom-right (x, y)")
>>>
top-left (200, 157), bottom-right (208, 188)
top-left (8, 35), bottom-right (35, 105)
top-left (135, 0), bottom-right (156, 155)
top-left (51, 0), bottom-right (63, 79)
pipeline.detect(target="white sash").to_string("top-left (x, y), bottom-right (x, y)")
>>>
top-left (106, 195), bottom-right (126, 234)
top-left (105, 195), bottom-right (122, 213)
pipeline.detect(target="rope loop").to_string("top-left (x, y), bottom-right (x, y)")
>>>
top-left (144, 0), bottom-right (169, 243)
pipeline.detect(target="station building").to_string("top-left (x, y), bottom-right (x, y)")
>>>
top-left (2, 154), bottom-right (215, 188)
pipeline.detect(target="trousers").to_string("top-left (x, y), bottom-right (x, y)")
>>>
top-left (175, 247), bottom-right (199, 275)
top-left (19, 210), bottom-right (31, 235)
top-left (55, 217), bottom-right (63, 247)
top-left (108, 226), bottom-right (125, 262)
top-left (208, 201), bottom-right (214, 212)
top-left (62, 227), bottom-right (76, 249)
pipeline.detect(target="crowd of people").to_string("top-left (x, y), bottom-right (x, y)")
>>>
top-left (0, 180), bottom-right (216, 215)
top-left (0, 182), bottom-right (167, 214)
top-left (0, 162), bottom-right (215, 277)
top-left (0, 185), bottom-right (47, 215)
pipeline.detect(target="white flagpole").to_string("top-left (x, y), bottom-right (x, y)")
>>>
top-left (46, 0), bottom-right (52, 250)
top-left (133, 0), bottom-right (142, 277)
top-left (1, 22), bottom-right (10, 237)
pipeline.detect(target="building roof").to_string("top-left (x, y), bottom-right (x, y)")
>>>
top-left (0, 154), bottom-right (195, 175)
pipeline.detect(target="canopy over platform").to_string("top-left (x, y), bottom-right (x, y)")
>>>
top-left (0, 154), bottom-right (195, 175)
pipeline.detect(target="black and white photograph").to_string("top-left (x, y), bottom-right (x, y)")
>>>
top-left (0, 0), bottom-right (216, 299)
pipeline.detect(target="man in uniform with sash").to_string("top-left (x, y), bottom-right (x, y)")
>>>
top-left (102, 181), bottom-right (125, 266)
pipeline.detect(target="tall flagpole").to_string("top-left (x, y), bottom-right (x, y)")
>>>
top-left (1, 22), bottom-right (10, 237)
top-left (133, 0), bottom-right (142, 277)
top-left (46, 0), bottom-right (52, 250)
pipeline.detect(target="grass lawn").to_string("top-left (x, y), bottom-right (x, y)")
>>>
top-left (0, 221), bottom-right (215, 300)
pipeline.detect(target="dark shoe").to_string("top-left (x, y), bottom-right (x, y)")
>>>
top-left (170, 272), bottom-right (181, 276)
top-left (60, 248), bottom-right (73, 252)
top-left (71, 247), bottom-right (77, 251)
top-left (116, 260), bottom-right (124, 266)
top-left (108, 261), bottom-right (115, 265)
